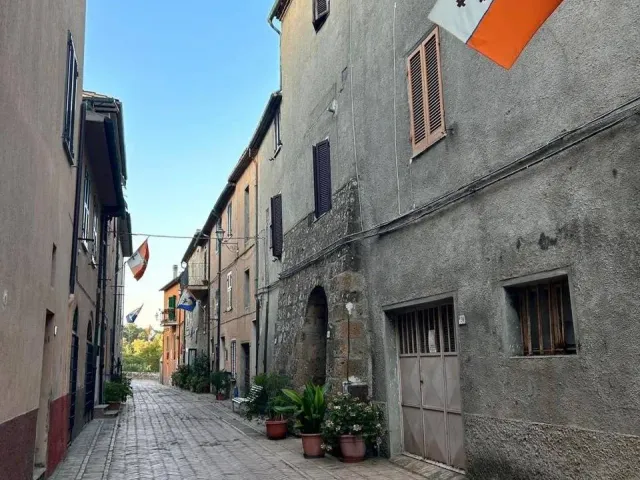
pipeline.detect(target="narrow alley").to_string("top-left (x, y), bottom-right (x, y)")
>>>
top-left (50, 381), bottom-right (463, 480)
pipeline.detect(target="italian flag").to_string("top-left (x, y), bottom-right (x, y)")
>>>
top-left (428, 0), bottom-right (565, 69)
top-left (127, 239), bottom-right (150, 281)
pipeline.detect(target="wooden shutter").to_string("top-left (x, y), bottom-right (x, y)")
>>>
top-left (314, 0), bottom-right (330, 21)
top-left (270, 194), bottom-right (283, 258)
top-left (313, 140), bottom-right (332, 217)
top-left (407, 27), bottom-right (445, 157)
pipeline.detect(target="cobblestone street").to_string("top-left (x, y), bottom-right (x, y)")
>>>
top-left (50, 381), bottom-right (464, 480)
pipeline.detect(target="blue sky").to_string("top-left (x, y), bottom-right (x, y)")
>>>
top-left (83, 1), bottom-right (280, 328)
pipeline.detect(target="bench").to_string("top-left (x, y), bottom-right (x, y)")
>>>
top-left (231, 384), bottom-right (263, 412)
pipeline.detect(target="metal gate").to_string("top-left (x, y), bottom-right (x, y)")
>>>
top-left (397, 302), bottom-right (465, 469)
top-left (84, 342), bottom-right (95, 420)
top-left (242, 343), bottom-right (250, 396)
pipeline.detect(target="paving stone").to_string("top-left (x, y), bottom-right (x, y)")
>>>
top-left (51, 380), bottom-right (462, 479)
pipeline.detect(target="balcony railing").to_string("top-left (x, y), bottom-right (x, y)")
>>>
top-left (183, 263), bottom-right (209, 287)
top-left (161, 308), bottom-right (178, 326)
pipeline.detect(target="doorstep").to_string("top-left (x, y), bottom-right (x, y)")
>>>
top-left (390, 454), bottom-right (466, 479)
top-left (32, 466), bottom-right (45, 480)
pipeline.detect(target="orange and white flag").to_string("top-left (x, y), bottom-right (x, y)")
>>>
top-left (428, 0), bottom-right (564, 69)
top-left (127, 239), bottom-right (149, 281)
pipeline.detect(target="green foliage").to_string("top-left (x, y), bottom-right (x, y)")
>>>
top-left (321, 393), bottom-right (386, 450)
top-left (122, 326), bottom-right (162, 373)
top-left (210, 370), bottom-right (232, 397)
top-left (171, 365), bottom-right (191, 389)
top-left (245, 373), bottom-right (291, 420)
top-left (171, 354), bottom-right (211, 393)
top-left (275, 383), bottom-right (328, 434)
top-left (104, 377), bottom-right (133, 403)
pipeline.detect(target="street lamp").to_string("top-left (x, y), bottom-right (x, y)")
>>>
top-left (215, 225), bottom-right (224, 372)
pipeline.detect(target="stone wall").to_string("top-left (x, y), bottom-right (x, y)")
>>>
top-left (272, 180), bottom-right (371, 392)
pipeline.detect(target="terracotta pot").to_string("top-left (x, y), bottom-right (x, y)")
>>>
top-left (301, 433), bottom-right (325, 458)
top-left (265, 419), bottom-right (288, 440)
top-left (339, 435), bottom-right (366, 463)
top-left (107, 402), bottom-right (120, 411)
top-left (216, 393), bottom-right (225, 400)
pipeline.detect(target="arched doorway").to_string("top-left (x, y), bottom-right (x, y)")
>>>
top-left (294, 286), bottom-right (329, 386)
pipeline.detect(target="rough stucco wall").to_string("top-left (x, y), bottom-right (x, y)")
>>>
top-left (0, 5), bottom-right (86, 478)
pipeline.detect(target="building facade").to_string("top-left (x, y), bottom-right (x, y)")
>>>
top-left (0, 2), bottom-right (87, 478)
top-left (180, 231), bottom-right (211, 366)
top-left (69, 92), bottom-right (130, 444)
top-left (160, 275), bottom-right (185, 385)
top-left (267, 0), bottom-right (640, 478)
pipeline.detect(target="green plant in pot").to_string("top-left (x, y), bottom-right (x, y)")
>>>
top-left (211, 370), bottom-right (231, 400)
top-left (263, 394), bottom-right (290, 440)
top-left (276, 383), bottom-right (328, 458)
top-left (321, 393), bottom-right (386, 463)
top-left (104, 380), bottom-right (132, 410)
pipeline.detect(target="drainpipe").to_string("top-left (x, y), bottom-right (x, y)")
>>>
top-left (207, 235), bottom-right (212, 372)
top-left (253, 156), bottom-right (260, 376)
top-left (110, 227), bottom-right (119, 376)
top-left (69, 103), bottom-right (87, 294)
top-left (216, 230), bottom-right (222, 372)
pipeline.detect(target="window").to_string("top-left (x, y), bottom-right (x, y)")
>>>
top-left (168, 296), bottom-right (176, 320)
top-left (216, 219), bottom-right (222, 255)
top-left (312, 139), bottom-right (332, 217)
top-left (230, 340), bottom-right (237, 377)
top-left (506, 277), bottom-right (576, 356)
top-left (226, 271), bottom-right (233, 311)
top-left (92, 197), bottom-right (99, 257)
top-left (63, 32), bottom-right (79, 163)
top-left (81, 170), bottom-right (91, 242)
top-left (313, 0), bottom-right (330, 25)
top-left (274, 109), bottom-right (282, 152)
top-left (270, 194), bottom-right (283, 258)
top-left (244, 186), bottom-right (250, 241)
top-left (227, 203), bottom-right (233, 237)
top-left (407, 27), bottom-right (445, 157)
top-left (244, 269), bottom-right (250, 310)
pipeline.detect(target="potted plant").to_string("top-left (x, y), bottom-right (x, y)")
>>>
top-left (211, 370), bottom-right (231, 400)
top-left (264, 394), bottom-right (289, 440)
top-left (322, 393), bottom-right (385, 463)
top-left (104, 381), bottom-right (122, 410)
top-left (276, 383), bottom-right (328, 458)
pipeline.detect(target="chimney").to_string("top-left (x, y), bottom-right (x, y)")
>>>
top-left (172, 264), bottom-right (178, 279)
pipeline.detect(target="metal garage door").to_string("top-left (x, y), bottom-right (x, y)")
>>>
top-left (397, 302), bottom-right (465, 470)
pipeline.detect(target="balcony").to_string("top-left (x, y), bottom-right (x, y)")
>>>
top-left (161, 308), bottom-right (178, 326)
top-left (181, 263), bottom-right (209, 300)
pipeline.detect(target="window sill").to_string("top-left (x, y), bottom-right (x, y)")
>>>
top-left (63, 138), bottom-right (75, 165)
top-left (509, 354), bottom-right (577, 359)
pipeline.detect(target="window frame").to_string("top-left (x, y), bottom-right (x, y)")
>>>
top-left (313, 0), bottom-right (330, 26)
top-left (230, 340), bottom-right (237, 378)
top-left (407, 27), bottom-right (446, 158)
top-left (63, 31), bottom-right (79, 164)
top-left (227, 203), bottom-right (233, 237)
top-left (273, 109), bottom-right (282, 154)
top-left (226, 271), bottom-right (233, 311)
top-left (244, 185), bottom-right (250, 241)
top-left (243, 269), bottom-right (251, 311)
top-left (505, 275), bottom-right (577, 357)
top-left (92, 196), bottom-right (99, 265)
top-left (81, 169), bottom-right (91, 250)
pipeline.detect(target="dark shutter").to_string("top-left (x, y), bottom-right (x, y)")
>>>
top-left (313, 140), bottom-right (332, 217)
top-left (314, 0), bottom-right (330, 21)
top-left (271, 194), bottom-right (283, 258)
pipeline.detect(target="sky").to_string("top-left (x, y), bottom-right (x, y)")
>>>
top-left (83, 1), bottom-right (280, 329)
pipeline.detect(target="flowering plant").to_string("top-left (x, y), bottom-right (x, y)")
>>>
top-left (321, 393), bottom-right (385, 449)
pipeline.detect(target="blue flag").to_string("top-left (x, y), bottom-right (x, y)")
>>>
top-left (126, 305), bottom-right (143, 324)
top-left (177, 289), bottom-right (197, 312)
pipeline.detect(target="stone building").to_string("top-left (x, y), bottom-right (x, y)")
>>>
top-left (69, 92), bottom-right (130, 443)
top-left (267, 0), bottom-right (640, 478)
top-left (180, 231), bottom-right (211, 366)
top-left (0, 2), bottom-right (86, 477)
top-left (159, 272), bottom-right (185, 385)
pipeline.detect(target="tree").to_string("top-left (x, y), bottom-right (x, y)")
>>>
top-left (122, 325), bottom-right (162, 372)
top-left (123, 324), bottom-right (147, 344)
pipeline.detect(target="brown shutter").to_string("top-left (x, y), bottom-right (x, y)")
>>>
top-left (407, 27), bottom-right (445, 157)
top-left (314, 0), bottom-right (330, 21)
top-left (270, 194), bottom-right (283, 258)
top-left (424, 27), bottom-right (445, 144)
top-left (313, 140), bottom-right (332, 217)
